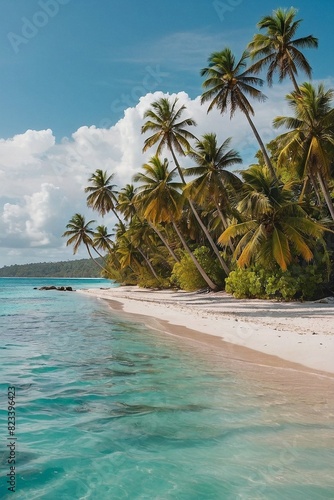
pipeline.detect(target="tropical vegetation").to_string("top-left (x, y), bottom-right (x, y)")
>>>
top-left (63, 7), bottom-right (334, 300)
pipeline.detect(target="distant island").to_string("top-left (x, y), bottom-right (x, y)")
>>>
top-left (0, 258), bottom-right (104, 278)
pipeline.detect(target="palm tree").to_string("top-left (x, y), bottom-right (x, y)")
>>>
top-left (113, 218), bottom-right (162, 282)
top-left (142, 96), bottom-right (197, 178)
top-left (184, 133), bottom-right (242, 234)
top-left (118, 183), bottom-right (179, 262)
top-left (200, 48), bottom-right (277, 181)
top-left (126, 218), bottom-right (165, 281)
top-left (142, 96), bottom-right (230, 274)
top-left (62, 213), bottom-right (106, 272)
top-left (273, 82), bottom-right (334, 220)
top-left (111, 221), bottom-right (137, 276)
top-left (116, 234), bottom-right (142, 275)
top-left (218, 165), bottom-right (327, 271)
top-left (133, 155), bottom-right (219, 290)
top-left (85, 169), bottom-right (121, 222)
top-left (93, 225), bottom-right (114, 254)
top-left (248, 7), bottom-right (318, 93)
top-left (117, 184), bottom-right (137, 222)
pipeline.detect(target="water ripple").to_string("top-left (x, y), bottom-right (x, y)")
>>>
top-left (0, 278), bottom-right (334, 499)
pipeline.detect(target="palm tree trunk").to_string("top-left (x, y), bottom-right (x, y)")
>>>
top-left (168, 140), bottom-right (187, 183)
top-left (299, 174), bottom-right (321, 205)
top-left (85, 244), bottom-right (109, 273)
top-left (288, 70), bottom-right (300, 94)
top-left (92, 246), bottom-right (105, 259)
top-left (216, 204), bottom-right (235, 253)
top-left (299, 176), bottom-right (309, 202)
top-left (147, 221), bottom-right (180, 262)
top-left (188, 199), bottom-right (230, 275)
top-left (92, 245), bottom-right (112, 270)
top-left (308, 173), bottom-right (322, 206)
top-left (135, 211), bottom-right (179, 262)
top-left (317, 172), bottom-right (334, 221)
top-left (168, 140), bottom-right (230, 275)
top-left (172, 221), bottom-right (219, 291)
top-left (286, 51), bottom-right (301, 93)
top-left (137, 248), bottom-right (160, 281)
top-left (244, 111), bottom-right (278, 181)
top-left (112, 208), bottom-right (123, 224)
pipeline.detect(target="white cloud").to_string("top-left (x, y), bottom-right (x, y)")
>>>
top-left (0, 83), bottom-right (301, 267)
top-left (0, 129), bottom-right (55, 169)
top-left (1, 183), bottom-right (69, 248)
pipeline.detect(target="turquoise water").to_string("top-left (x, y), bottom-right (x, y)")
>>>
top-left (0, 278), bottom-right (334, 499)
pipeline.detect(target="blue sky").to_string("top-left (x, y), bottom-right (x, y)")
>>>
top-left (0, 0), bottom-right (333, 267)
top-left (1, 0), bottom-right (332, 139)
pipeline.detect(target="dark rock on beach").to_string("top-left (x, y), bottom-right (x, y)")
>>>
top-left (38, 286), bottom-right (75, 292)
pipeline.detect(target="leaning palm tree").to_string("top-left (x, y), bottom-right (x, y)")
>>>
top-left (117, 184), bottom-right (137, 222)
top-left (62, 213), bottom-right (106, 272)
top-left (114, 217), bottom-right (162, 281)
top-left (116, 234), bottom-right (142, 275)
top-left (85, 169), bottom-right (121, 221)
top-left (93, 225), bottom-right (114, 254)
top-left (142, 96), bottom-right (230, 274)
top-left (118, 183), bottom-right (179, 262)
top-left (218, 165), bottom-right (328, 271)
top-left (248, 7), bottom-right (318, 92)
top-left (133, 155), bottom-right (219, 290)
top-left (201, 48), bottom-right (277, 181)
top-left (126, 218), bottom-right (165, 281)
top-left (273, 82), bottom-right (334, 220)
top-left (184, 133), bottom-right (242, 233)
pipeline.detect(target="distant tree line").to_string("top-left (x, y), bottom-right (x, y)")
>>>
top-left (0, 258), bottom-right (104, 277)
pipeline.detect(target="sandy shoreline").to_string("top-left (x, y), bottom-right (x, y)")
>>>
top-left (78, 286), bottom-right (334, 377)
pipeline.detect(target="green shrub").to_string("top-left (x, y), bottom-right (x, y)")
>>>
top-left (171, 247), bottom-right (225, 291)
top-left (136, 271), bottom-right (171, 290)
top-left (225, 267), bottom-right (267, 298)
top-left (225, 263), bottom-right (328, 301)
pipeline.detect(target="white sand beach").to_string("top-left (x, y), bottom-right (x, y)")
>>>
top-left (79, 286), bottom-right (334, 377)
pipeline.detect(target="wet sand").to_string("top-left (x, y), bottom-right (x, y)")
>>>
top-left (79, 286), bottom-right (334, 380)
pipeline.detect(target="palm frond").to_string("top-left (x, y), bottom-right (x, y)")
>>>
top-left (272, 227), bottom-right (291, 271)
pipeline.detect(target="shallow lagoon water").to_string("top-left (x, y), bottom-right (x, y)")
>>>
top-left (0, 278), bottom-right (334, 499)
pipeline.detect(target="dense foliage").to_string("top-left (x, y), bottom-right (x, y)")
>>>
top-left (225, 263), bottom-right (328, 301)
top-left (63, 7), bottom-right (334, 300)
top-left (171, 247), bottom-right (225, 291)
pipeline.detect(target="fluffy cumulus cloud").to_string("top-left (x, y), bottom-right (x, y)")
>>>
top-left (1, 183), bottom-right (70, 245)
top-left (0, 87), bottom-right (291, 267)
top-left (0, 129), bottom-right (55, 168)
